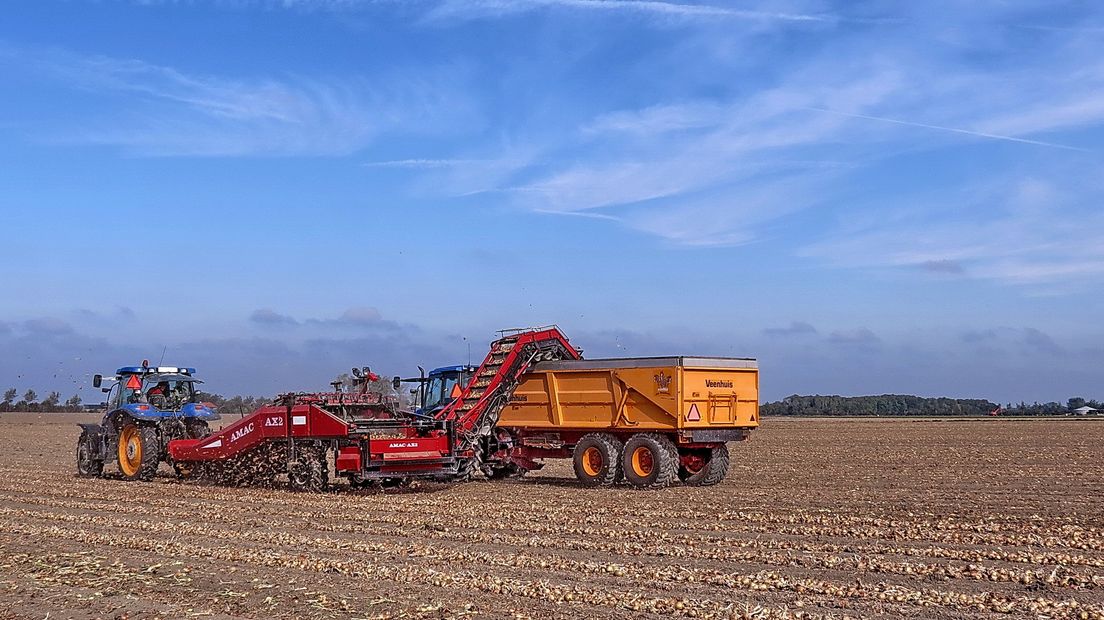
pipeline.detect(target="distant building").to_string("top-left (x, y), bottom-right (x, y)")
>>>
top-left (1072, 406), bottom-right (1098, 416)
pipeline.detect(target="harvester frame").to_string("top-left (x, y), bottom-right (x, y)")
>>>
top-left (163, 327), bottom-right (578, 490)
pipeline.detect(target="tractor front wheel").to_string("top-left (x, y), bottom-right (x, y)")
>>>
top-left (76, 432), bottom-right (103, 477)
top-left (117, 423), bottom-right (160, 481)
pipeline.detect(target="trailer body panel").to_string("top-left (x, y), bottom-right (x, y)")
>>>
top-left (501, 357), bottom-right (759, 435)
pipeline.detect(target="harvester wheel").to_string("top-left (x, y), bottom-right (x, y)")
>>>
top-left (287, 451), bottom-right (327, 492)
top-left (678, 444), bottom-right (730, 486)
top-left (116, 422), bottom-right (160, 481)
top-left (76, 432), bottom-right (103, 477)
top-left (349, 474), bottom-right (380, 490)
top-left (455, 449), bottom-right (486, 482)
top-left (572, 433), bottom-right (623, 487)
top-left (622, 433), bottom-right (678, 489)
top-left (484, 462), bottom-right (526, 480)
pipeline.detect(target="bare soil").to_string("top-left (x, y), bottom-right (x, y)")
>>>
top-left (1, 413), bottom-right (1102, 619)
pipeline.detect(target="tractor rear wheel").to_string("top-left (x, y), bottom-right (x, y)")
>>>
top-left (572, 433), bottom-right (623, 487)
top-left (622, 433), bottom-right (678, 489)
top-left (678, 444), bottom-right (730, 486)
top-left (76, 432), bottom-right (103, 477)
top-left (117, 422), bottom-right (159, 481)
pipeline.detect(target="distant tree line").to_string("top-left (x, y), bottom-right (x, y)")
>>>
top-left (194, 392), bottom-right (271, 417)
top-left (761, 394), bottom-right (1103, 417)
top-left (0, 388), bottom-right (84, 413)
top-left (998, 397), bottom-right (1104, 417)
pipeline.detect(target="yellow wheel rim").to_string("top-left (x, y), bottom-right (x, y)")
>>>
top-left (581, 446), bottom-right (603, 477)
top-left (118, 424), bottom-right (142, 477)
top-left (631, 446), bottom-right (654, 478)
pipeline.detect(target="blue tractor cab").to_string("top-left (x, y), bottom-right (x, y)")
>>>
top-left (98, 366), bottom-right (219, 423)
top-left (405, 365), bottom-right (478, 416)
top-left (77, 362), bottom-right (220, 480)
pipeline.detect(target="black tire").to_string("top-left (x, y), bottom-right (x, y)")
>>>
top-left (184, 419), bottom-right (211, 439)
top-left (287, 449), bottom-right (327, 492)
top-left (622, 433), bottom-right (678, 489)
top-left (116, 422), bottom-right (160, 481)
top-left (76, 432), bottom-right (103, 477)
top-left (484, 462), bottom-right (526, 480)
top-left (455, 444), bottom-right (488, 481)
top-left (572, 433), bottom-right (623, 487)
top-left (349, 474), bottom-right (380, 490)
top-left (678, 444), bottom-right (730, 486)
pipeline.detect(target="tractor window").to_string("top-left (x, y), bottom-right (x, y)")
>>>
top-left (107, 383), bottom-right (122, 411)
top-left (170, 380), bottom-right (196, 404)
top-left (145, 378), bottom-right (196, 409)
top-left (443, 375), bottom-right (461, 401)
top-left (422, 373), bottom-right (462, 412)
top-left (122, 384), bottom-right (144, 404)
top-left (423, 376), bottom-right (446, 411)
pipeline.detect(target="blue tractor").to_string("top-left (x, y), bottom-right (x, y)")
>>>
top-left (411, 365), bottom-right (478, 417)
top-left (76, 363), bottom-right (220, 480)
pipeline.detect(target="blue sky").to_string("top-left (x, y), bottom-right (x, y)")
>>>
top-left (1, 0), bottom-right (1101, 403)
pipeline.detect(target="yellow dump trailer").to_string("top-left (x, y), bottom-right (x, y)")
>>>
top-left (492, 357), bottom-right (759, 488)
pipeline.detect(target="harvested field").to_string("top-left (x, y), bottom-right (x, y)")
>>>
top-left (1, 413), bottom-right (1102, 619)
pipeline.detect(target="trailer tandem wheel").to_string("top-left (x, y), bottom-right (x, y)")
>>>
top-left (622, 433), bottom-right (679, 489)
top-left (572, 433), bottom-right (623, 487)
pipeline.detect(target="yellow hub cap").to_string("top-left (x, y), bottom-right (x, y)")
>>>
top-left (581, 446), bottom-right (603, 477)
top-left (118, 425), bottom-right (143, 477)
top-left (631, 446), bottom-right (654, 477)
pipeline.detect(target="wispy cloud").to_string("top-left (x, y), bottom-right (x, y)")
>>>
top-left (803, 177), bottom-right (1104, 289)
top-left (362, 158), bottom-right (491, 168)
top-left (803, 107), bottom-right (1088, 151)
top-left (425, 0), bottom-right (834, 23)
top-left (250, 308), bottom-right (299, 327)
top-left (385, 7), bottom-right (1104, 289)
top-left (533, 208), bottom-right (621, 221)
top-left (248, 307), bottom-right (409, 333)
top-left (828, 328), bottom-right (881, 347)
top-left (917, 259), bottom-right (965, 275)
top-left (763, 321), bottom-right (818, 337)
top-left (4, 45), bottom-right (471, 157)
